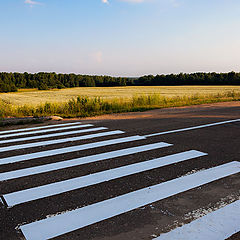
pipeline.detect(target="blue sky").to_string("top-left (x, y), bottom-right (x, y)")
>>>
top-left (0, 0), bottom-right (240, 76)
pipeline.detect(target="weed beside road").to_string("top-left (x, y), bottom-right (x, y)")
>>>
top-left (0, 91), bottom-right (239, 118)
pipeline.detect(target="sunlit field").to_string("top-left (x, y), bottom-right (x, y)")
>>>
top-left (0, 86), bottom-right (240, 118)
top-left (1, 86), bottom-right (240, 106)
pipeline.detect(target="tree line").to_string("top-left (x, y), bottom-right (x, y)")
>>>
top-left (136, 72), bottom-right (240, 86)
top-left (0, 71), bottom-right (240, 93)
top-left (0, 72), bottom-right (134, 93)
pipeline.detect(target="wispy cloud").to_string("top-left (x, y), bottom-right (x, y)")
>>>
top-left (102, 0), bottom-right (109, 4)
top-left (24, 0), bottom-right (42, 6)
top-left (170, 0), bottom-right (180, 8)
top-left (92, 51), bottom-right (103, 63)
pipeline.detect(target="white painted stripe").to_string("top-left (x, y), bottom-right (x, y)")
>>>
top-left (0, 197), bottom-right (4, 206)
top-left (0, 127), bottom-right (107, 145)
top-left (154, 199), bottom-right (240, 240)
top-left (145, 119), bottom-right (240, 137)
top-left (0, 135), bottom-right (144, 166)
top-left (0, 122), bottom-right (81, 135)
top-left (4, 150), bottom-right (206, 206)
top-left (0, 124), bottom-right (93, 140)
top-left (0, 130), bottom-right (123, 153)
top-left (0, 142), bottom-right (171, 181)
top-left (20, 161), bottom-right (240, 240)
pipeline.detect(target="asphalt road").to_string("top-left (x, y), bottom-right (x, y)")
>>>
top-left (0, 101), bottom-right (239, 240)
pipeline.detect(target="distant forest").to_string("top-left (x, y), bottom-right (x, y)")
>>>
top-left (0, 71), bottom-right (240, 93)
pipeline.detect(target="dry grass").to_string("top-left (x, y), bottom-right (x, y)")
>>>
top-left (1, 86), bottom-right (240, 106)
top-left (0, 91), bottom-right (240, 118)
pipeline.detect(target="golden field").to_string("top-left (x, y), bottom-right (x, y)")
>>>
top-left (1, 86), bottom-right (240, 106)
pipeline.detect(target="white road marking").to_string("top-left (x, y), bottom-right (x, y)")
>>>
top-left (0, 134), bottom-right (142, 165)
top-left (4, 150), bottom-right (206, 206)
top-left (145, 119), bottom-right (240, 137)
top-left (154, 199), bottom-right (240, 240)
top-left (0, 142), bottom-right (171, 181)
top-left (20, 161), bottom-right (240, 240)
top-left (0, 127), bottom-right (107, 145)
top-left (0, 122), bottom-right (81, 135)
top-left (0, 130), bottom-right (123, 153)
top-left (0, 124), bottom-right (93, 140)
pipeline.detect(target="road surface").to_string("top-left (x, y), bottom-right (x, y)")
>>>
top-left (0, 101), bottom-right (239, 240)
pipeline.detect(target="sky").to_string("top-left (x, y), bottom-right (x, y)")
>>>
top-left (0, 0), bottom-right (240, 76)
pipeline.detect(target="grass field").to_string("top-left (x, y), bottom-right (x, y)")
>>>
top-left (0, 86), bottom-right (240, 118)
top-left (1, 86), bottom-right (240, 106)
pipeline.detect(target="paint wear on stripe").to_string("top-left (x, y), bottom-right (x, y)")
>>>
top-left (0, 142), bottom-right (171, 181)
top-left (155, 199), bottom-right (240, 240)
top-left (20, 161), bottom-right (240, 240)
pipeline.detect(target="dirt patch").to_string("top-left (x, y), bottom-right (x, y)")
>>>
top-left (0, 116), bottom-right (63, 127)
top-left (0, 117), bottom-right (49, 127)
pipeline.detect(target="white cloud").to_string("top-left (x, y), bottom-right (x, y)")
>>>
top-left (102, 0), bottom-right (109, 4)
top-left (170, 0), bottom-right (180, 8)
top-left (24, 0), bottom-right (42, 6)
top-left (92, 51), bottom-right (103, 63)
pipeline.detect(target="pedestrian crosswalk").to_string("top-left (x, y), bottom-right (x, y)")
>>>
top-left (0, 142), bottom-right (172, 181)
top-left (4, 150), bottom-right (206, 207)
top-left (19, 162), bottom-right (240, 240)
top-left (0, 121), bottom-right (239, 240)
top-left (0, 122), bottom-right (83, 135)
top-left (0, 122), bottom-right (90, 139)
top-left (0, 134), bottom-right (143, 165)
top-left (0, 130), bottom-right (124, 153)
top-left (0, 126), bottom-right (107, 144)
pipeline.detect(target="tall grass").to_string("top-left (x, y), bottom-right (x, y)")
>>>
top-left (0, 91), bottom-right (239, 118)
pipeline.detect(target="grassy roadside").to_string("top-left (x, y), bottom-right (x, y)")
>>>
top-left (0, 91), bottom-right (239, 118)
